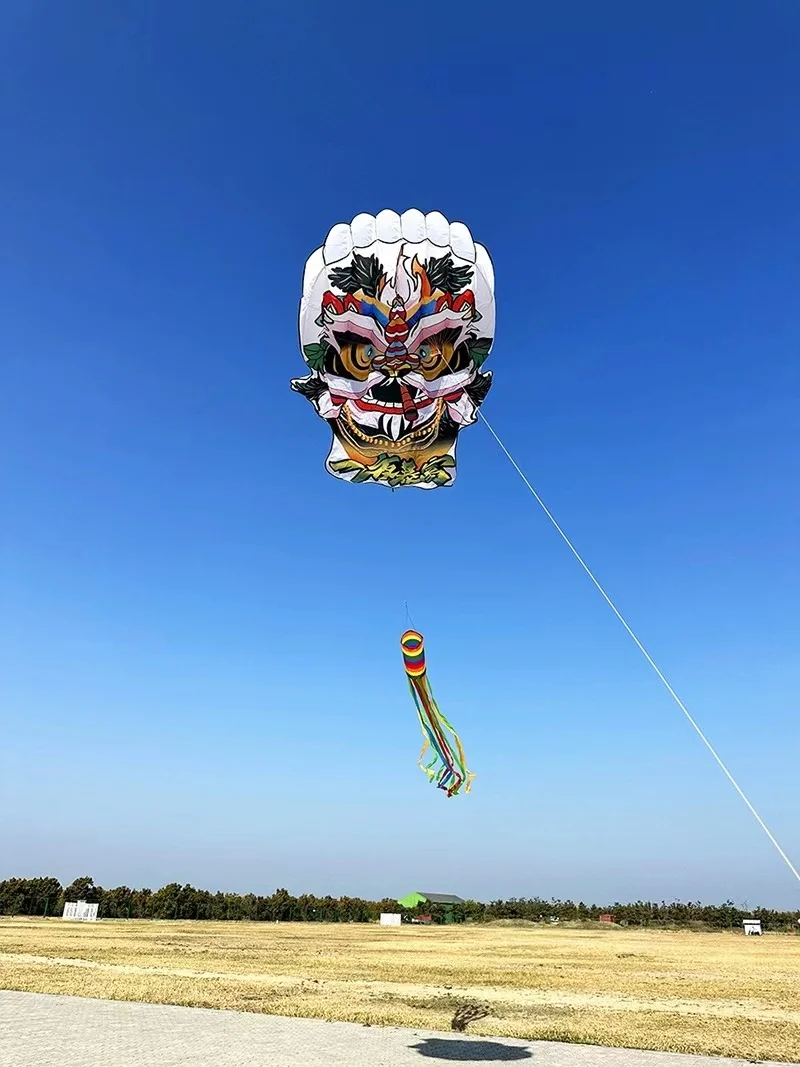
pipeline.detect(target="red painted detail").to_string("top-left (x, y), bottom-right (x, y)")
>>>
top-left (452, 290), bottom-right (475, 313)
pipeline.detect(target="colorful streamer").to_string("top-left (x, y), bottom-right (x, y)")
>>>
top-left (401, 629), bottom-right (474, 797)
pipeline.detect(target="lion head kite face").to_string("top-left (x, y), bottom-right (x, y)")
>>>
top-left (291, 209), bottom-right (495, 489)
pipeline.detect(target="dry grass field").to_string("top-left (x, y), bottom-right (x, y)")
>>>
top-left (1, 917), bottom-right (799, 1062)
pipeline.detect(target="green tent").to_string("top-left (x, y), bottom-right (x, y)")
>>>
top-left (397, 891), bottom-right (428, 909)
top-left (397, 891), bottom-right (465, 922)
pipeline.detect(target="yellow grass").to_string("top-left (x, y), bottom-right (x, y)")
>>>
top-left (1, 918), bottom-right (799, 1061)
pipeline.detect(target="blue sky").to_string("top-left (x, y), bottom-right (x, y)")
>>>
top-left (2, 2), bottom-right (798, 908)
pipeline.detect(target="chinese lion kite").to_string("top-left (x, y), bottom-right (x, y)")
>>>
top-left (291, 209), bottom-right (495, 490)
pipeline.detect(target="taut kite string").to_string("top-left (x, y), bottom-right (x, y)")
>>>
top-left (477, 408), bottom-right (800, 887)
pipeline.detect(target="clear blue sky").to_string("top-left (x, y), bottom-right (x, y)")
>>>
top-left (2, 2), bottom-right (798, 908)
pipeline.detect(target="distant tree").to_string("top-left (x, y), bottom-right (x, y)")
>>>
top-left (149, 882), bottom-right (182, 919)
top-left (101, 886), bottom-right (134, 919)
top-left (62, 876), bottom-right (102, 905)
top-left (2, 872), bottom-right (798, 930)
top-left (0, 877), bottom-right (62, 916)
top-left (131, 887), bottom-right (153, 919)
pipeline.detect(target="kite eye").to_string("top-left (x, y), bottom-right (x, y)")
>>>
top-left (331, 333), bottom-right (374, 380)
top-left (419, 344), bottom-right (447, 375)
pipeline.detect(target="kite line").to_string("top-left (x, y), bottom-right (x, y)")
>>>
top-left (291, 207), bottom-right (795, 825)
top-left (476, 407), bottom-right (800, 888)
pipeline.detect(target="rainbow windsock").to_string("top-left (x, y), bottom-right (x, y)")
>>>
top-left (400, 629), bottom-right (474, 797)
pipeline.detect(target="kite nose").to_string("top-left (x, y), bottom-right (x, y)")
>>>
top-left (372, 344), bottom-right (420, 375)
top-left (386, 359), bottom-right (419, 376)
top-left (399, 381), bottom-right (419, 424)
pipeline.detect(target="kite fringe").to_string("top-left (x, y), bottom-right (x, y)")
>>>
top-left (401, 629), bottom-right (474, 798)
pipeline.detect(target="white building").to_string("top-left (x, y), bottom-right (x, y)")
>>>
top-left (62, 900), bottom-right (99, 922)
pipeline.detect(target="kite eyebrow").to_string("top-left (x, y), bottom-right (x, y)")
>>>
top-left (332, 330), bottom-right (377, 349)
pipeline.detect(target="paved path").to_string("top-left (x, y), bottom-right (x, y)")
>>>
top-left (0, 990), bottom-right (792, 1067)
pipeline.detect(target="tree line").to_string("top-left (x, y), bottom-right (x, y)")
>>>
top-left (1, 875), bottom-right (798, 930)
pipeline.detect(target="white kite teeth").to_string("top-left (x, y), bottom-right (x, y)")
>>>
top-left (449, 221), bottom-right (475, 264)
top-left (375, 208), bottom-right (403, 244)
top-left (320, 209), bottom-right (481, 267)
top-left (350, 212), bottom-right (377, 248)
top-left (400, 208), bottom-right (426, 244)
top-left (424, 211), bottom-right (450, 249)
top-left (321, 223), bottom-right (353, 265)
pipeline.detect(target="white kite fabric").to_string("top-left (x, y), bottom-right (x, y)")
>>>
top-left (291, 209), bottom-right (495, 490)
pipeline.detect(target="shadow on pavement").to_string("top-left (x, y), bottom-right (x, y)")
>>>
top-left (410, 1037), bottom-right (533, 1061)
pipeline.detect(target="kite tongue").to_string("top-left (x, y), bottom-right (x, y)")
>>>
top-left (399, 381), bottom-right (419, 424)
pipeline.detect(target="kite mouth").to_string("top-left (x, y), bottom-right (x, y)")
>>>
top-left (352, 378), bottom-right (434, 416)
top-left (340, 397), bottom-right (445, 450)
top-left (335, 373), bottom-right (469, 447)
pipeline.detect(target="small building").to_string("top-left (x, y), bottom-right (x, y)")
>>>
top-left (743, 919), bottom-right (762, 936)
top-left (599, 913), bottom-right (615, 923)
top-left (62, 900), bottom-right (98, 922)
top-left (397, 891), bottom-right (465, 924)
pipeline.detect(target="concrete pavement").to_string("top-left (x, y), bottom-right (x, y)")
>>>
top-left (0, 990), bottom-right (793, 1067)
